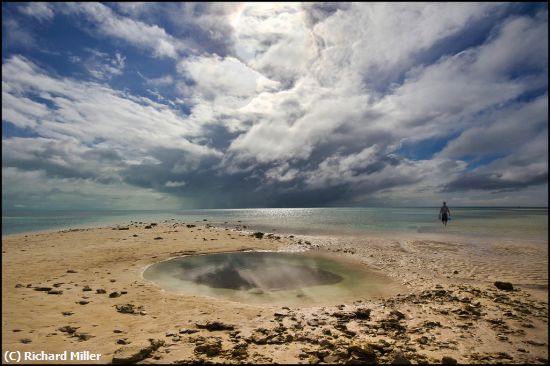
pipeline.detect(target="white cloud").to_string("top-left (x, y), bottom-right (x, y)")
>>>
top-left (165, 180), bottom-right (186, 188)
top-left (61, 3), bottom-right (181, 58)
top-left (2, 56), bottom-right (221, 184)
top-left (84, 49), bottom-right (126, 80)
top-left (19, 3), bottom-right (54, 22)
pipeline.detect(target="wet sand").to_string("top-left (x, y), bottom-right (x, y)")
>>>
top-left (2, 220), bottom-right (548, 364)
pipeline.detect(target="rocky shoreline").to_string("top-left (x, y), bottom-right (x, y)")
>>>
top-left (2, 221), bottom-right (548, 364)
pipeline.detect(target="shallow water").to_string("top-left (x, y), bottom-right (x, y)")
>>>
top-left (3, 207), bottom-right (547, 242)
top-left (142, 251), bottom-right (406, 305)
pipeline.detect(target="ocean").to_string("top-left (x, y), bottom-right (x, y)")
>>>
top-left (2, 207), bottom-right (547, 242)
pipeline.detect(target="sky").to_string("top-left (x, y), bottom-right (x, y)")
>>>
top-left (2, 2), bottom-right (548, 210)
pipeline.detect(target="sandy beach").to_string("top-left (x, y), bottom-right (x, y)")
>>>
top-left (2, 220), bottom-right (548, 364)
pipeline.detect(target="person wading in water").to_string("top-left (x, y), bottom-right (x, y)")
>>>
top-left (439, 202), bottom-right (451, 226)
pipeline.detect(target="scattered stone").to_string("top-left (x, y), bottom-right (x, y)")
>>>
top-left (48, 290), bottom-right (63, 295)
top-left (77, 300), bottom-right (90, 305)
top-left (66, 270), bottom-right (77, 273)
top-left (196, 321), bottom-right (235, 331)
top-left (117, 338), bottom-right (131, 345)
top-left (15, 283), bottom-right (23, 288)
top-left (62, 311), bottom-right (74, 316)
top-left (231, 342), bottom-right (248, 359)
top-left (494, 281), bottom-right (514, 291)
top-left (77, 333), bottom-right (93, 341)
top-left (96, 289), bottom-right (107, 294)
top-left (144, 225), bottom-right (152, 229)
top-left (355, 307), bottom-right (372, 320)
top-left (116, 304), bottom-right (140, 314)
top-left (20, 338), bottom-right (32, 344)
top-left (441, 356), bottom-right (458, 364)
top-left (391, 351), bottom-right (411, 364)
top-left (324, 354), bottom-right (343, 363)
top-left (82, 285), bottom-right (92, 291)
top-left (154, 237), bottom-right (163, 240)
top-left (180, 328), bottom-right (199, 335)
top-left (112, 339), bottom-right (164, 364)
top-left (252, 232), bottom-right (264, 239)
top-left (58, 326), bottom-right (79, 334)
top-left (34, 287), bottom-right (53, 292)
top-left (348, 343), bottom-right (377, 363)
top-left (117, 227), bottom-right (130, 230)
top-left (194, 338), bottom-right (222, 357)
top-left (110, 291), bottom-right (122, 298)
top-left (389, 310), bottom-right (406, 320)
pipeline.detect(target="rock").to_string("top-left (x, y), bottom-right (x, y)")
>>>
top-left (307, 319), bottom-right (320, 327)
top-left (154, 237), bottom-right (163, 240)
top-left (15, 284), bottom-right (23, 288)
top-left (231, 342), bottom-right (249, 358)
top-left (252, 232), bottom-right (264, 239)
top-left (20, 338), bottom-right (32, 344)
top-left (196, 321), bottom-right (235, 331)
top-left (58, 325), bottom-right (79, 334)
top-left (61, 311), bottom-right (74, 316)
top-left (324, 354), bottom-right (343, 363)
top-left (48, 290), bottom-right (63, 295)
top-left (348, 343), bottom-right (377, 363)
top-left (355, 307), bottom-right (372, 320)
top-left (96, 289), bottom-right (107, 294)
top-left (117, 227), bottom-right (130, 230)
top-left (194, 338), bottom-right (222, 357)
top-left (66, 270), bottom-right (77, 273)
top-left (179, 328), bottom-right (199, 334)
top-left (77, 333), bottom-right (93, 341)
top-left (116, 304), bottom-right (143, 314)
top-left (78, 300), bottom-right (90, 305)
top-left (391, 351), bottom-right (411, 364)
top-left (441, 356), bottom-right (458, 364)
top-left (112, 339), bottom-right (164, 364)
top-left (389, 310), bottom-right (406, 320)
top-left (250, 334), bottom-right (268, 345)
top-left (110, 291), bottom-right (122, 298)
top-left (417, 336), bottom-right (429, 345)
top-left (34, 287), bottom-right (53, 292)
top-left (117, 339), bottom-right (130, 345)
top-left (82, 285), bottom-right (92, 291)
top-left (144, 225), bottom-right (152, 229)
top-left (494, 281), bottom-right (514, 291)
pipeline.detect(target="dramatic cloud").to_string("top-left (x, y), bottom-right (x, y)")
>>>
top-left (2, 2), bottom-right (548, 209)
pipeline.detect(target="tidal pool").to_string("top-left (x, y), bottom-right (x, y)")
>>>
top-left (143, 251), bottom-right (405, 305)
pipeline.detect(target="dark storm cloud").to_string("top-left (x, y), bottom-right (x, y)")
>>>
top-left (443, 171), bottom-right (548, 193)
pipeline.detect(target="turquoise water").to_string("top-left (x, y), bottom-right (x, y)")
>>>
top-left (2, 207), bottom-right (548, 241)
top-left (142, 251), bottom-right (405, 305)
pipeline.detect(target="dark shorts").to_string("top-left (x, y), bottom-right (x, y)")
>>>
top-left (442, 213), bottom-right (448, 221)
